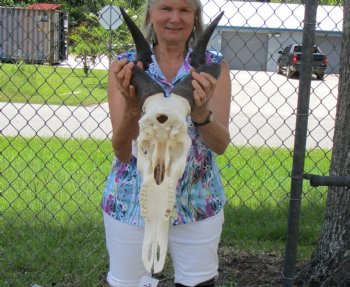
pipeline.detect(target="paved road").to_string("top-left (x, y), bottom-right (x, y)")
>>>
top-left (0, 102), bottom-right (111, 139)
top-left (0, 71), bottom-right (339, 149)
top-left (229, 71), bottom-right (338, 148)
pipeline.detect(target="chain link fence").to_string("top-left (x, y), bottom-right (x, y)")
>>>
top-left (0, 0), bottom-right (347, 286)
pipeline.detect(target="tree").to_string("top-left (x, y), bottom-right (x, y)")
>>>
top-left (67, 3), bottom-right (137, 75)
top-left (298, 0), bottom-right (350, 285)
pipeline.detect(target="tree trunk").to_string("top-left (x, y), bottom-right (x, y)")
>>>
top-left (298, 1), bottom-right (350, 286)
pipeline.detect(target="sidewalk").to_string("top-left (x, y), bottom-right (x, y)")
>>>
top-left (58, 55), bottom-right (111, 70)
top-left (0, 102), bottom-right (112, 139)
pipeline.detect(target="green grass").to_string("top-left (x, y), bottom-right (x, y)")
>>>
top-left (0, 137), bottom-right (330, 286)
top-left (0, 62), bottom-right (108, 106)
top-left (218, 145), bottom-right (330, 258)
top-left (1, 136), bottom-right (113, 287)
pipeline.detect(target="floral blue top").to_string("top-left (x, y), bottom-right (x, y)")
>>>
top-left (101, 48), bottom-right (226, 226)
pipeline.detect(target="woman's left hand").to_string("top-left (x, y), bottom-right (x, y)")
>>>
top-left (189, 60), bottom-right (231, 154)
top-left (192, 70), bottom-right (217, 106)
top-left (191, 70), bottom-right (217, 120)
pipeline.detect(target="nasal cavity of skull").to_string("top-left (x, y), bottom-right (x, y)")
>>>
top-left (156, 114), bottom-right (168, 124)
top-left (154, 160), bottom-right (165, 185)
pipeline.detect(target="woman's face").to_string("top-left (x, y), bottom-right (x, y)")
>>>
top-left (150, 0), bottom-right (196, 46)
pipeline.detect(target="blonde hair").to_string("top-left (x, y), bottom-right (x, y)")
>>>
top-left (143, 0), bottom-right (204, 48)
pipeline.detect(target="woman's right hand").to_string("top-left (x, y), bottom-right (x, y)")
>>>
top-left (111, 59), bottom-right (140, 114)
top-left (108, 58), bottom-right (145, 161)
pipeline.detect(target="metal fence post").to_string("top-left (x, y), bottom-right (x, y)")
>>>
top-left (282, 0), bottom-right (318, 286)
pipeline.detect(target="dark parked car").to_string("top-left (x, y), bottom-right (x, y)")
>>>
top-left (276, 44), bottom-right (328, 80)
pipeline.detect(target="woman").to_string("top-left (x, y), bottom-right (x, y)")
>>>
top-left (102, 0), bottom-right (231, 286)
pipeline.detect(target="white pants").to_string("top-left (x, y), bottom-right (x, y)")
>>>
top-left (103, 210), bottom-right (224, 287)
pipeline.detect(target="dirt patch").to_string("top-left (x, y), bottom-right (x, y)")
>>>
top-left (218, 248), bottom-right (284, 286)
top-left (155, 246), bottom-right (286, 287)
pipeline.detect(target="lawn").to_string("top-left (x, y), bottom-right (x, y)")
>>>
top-left (0, 63), bottom-right (108, 106)
top-left (0, 136), bottom-right (330, 287)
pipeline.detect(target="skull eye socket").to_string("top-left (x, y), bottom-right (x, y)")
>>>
top-left (156, 114), bottom-right (168, 124)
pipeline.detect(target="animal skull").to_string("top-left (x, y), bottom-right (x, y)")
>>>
top-left (137, 93), bottom-right (191, 273)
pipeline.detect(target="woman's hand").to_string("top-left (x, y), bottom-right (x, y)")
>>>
top-left (112, 59), bottom-right (142, 115)
top-left (190, 70), bottom-right (218, 122)
top-left (188, 60), bottom-right (231, 155)
top-left (108, 58), bottom-right (143, 161)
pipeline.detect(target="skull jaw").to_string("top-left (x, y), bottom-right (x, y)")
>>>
top-left (142, 221), bottom-right (169, 274)
top-left (140, 153), bottom-right (190, 273)
top-left (137, 94), bottom-right (191, 273)
top-left (140, 179), bottom-right (172, 274)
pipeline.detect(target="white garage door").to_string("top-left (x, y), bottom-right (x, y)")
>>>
top-left (315, 35), bottom-right (341, 74)
top-left (222, 31), bottom-right (269, 71)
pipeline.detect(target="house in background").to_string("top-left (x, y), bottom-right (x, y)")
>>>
top-left (202, 0), bottom-right (343, 73)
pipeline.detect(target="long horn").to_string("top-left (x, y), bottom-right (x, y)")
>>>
top-left (120, 7), bottom-right (153, 68)
top-left (172, 12), bottom-right (224, 107)
top-left (119, 7), bottom-right (164, 105)
top-left (190, 11), bottom-right (224, 68)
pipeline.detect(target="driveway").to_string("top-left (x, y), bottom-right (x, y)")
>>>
top-left (0, 71), bottom-right (339, 149)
